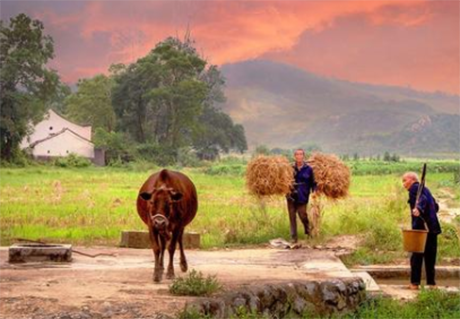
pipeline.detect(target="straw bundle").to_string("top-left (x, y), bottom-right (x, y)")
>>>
top-left (246, 155), bottom-right (294, 197)
top-left (308, 197), bottom-right (322, 237)
top-left (307, 152), bottom-right (350, 200)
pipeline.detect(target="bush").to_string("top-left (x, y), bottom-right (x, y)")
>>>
top-left (53, 154), bottom-right (92, 168)
top-left (169, 269), bottom-right (221, 296)
top-left (454, 170), bottom-right (460, 185)
top-left (177, 308), bottom-right (213, 319)
top-left (93, 128), bottom-right (133, 165)
top-left (0, 149), bottom-right (33, 167)
top-left (350, 161), bottom-right (459, 176)
top-left (203, 164), bottom-right (245, 176)
top-left (438, 222), bottom-right (460, 260)
top-left (177, 147), bottom-right (203, 168)
top-left (135, 143), bottom-right (177, 166)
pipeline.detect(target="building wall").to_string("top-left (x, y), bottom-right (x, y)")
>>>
top-left (20, 110), bottom-right (92, 148)
top-left (32, 130), bottom-right (95, 158)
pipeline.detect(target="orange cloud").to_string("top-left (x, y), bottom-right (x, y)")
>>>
top-left (262, 1), bottom-right (459, 94)
top-left (68, 0), bottom-right (407, 65)
top-left (3, 0), bottom-right (457, 93)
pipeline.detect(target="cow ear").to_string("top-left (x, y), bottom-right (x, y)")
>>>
top-left (170, 191), bottom-right (183, 202)
top-left (139, 192), bottom-right (153, 201)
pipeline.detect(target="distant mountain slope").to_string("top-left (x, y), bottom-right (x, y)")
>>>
top-left (220, 60), bottom-right (459, 155)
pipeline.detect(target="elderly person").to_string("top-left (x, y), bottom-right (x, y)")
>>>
top-left (286, 149), bottom-right (317, 243)
top-left (402, 172), bottom-right (441, 290)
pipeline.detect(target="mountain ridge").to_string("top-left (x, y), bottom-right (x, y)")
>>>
top-left (220, 60), bottom-right (459, 155)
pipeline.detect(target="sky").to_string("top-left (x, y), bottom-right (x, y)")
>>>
top-left (1, 0), bottom-right (459, 94)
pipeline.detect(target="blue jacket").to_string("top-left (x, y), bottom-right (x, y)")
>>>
top-left (290, 162), bottom-right (317, 204)
top-left (408, 183), bottom-right (441, 234)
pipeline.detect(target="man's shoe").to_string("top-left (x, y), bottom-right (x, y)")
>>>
top-left (408, 284), bottom-right (419, 290)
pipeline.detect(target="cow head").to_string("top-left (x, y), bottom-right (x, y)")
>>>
top-left (139, 185), bottom-right (183, 232)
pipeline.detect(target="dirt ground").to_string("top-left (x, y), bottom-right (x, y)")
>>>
top-left (0, 245), bottom-right (354, 319)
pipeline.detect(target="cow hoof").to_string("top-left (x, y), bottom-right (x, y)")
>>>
top-left (180, 261), bottom-right (188, 272)
top-left (154, 271), bottom-right (163, 283)
top-left (166, 271), bottom-right (175, 280)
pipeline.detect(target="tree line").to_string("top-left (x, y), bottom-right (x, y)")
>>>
top-left (0, 14), bottom-right (248, 165)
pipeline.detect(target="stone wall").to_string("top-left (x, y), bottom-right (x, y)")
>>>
top-left (185, 278), bottom-right (366, 318)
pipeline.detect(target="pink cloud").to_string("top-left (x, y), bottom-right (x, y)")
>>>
top-left (2, 0), bottom-right (457, 93)
top-left (261, 1), bottom-right (459, 94)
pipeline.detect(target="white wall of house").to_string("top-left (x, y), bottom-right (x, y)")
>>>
top-left (20, 109), bottom-right (92, 148)
top-left (32, 130), bottom-right (95, 158)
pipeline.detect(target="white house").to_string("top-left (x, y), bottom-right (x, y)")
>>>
top-left (21, 109), bottom-right (104, 164)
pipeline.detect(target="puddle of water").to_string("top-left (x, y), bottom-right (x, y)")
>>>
top-left (376, 277), bottom-right (460, 287)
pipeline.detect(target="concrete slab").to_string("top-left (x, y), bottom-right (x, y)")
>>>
top-left (0, 246), bottom-right (359, 318)
top-left (352, 265), bottom-right (460, 301)
top-left (352, 265), bottom-right (460, 279)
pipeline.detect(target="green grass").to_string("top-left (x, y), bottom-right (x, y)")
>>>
top-left (169, 269), bottom-right (221, 296)
top-left (0, 162), bottom-right (459, 266)
top-left (342, 289), bottom-right (460, 319)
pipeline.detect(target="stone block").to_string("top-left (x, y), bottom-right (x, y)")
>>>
top-left (9, 243), bottom-right (72, 263)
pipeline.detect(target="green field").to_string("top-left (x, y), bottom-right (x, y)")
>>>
top-left (1, 161), bottom-right (459, 265)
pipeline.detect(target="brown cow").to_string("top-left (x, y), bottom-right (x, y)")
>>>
top-left (136, 169), bottom-right (198, 282)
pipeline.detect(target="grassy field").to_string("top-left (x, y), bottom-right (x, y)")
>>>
top-left (0, 161), bottom-right (459, 265)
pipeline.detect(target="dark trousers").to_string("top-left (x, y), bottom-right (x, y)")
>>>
top-left (287, 200), bottom-right (309, 240)
top-left (411, 233), bottom-right (438, 285)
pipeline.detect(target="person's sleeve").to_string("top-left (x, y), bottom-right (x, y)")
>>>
top-left (416, 193), bottom-right (428, 217)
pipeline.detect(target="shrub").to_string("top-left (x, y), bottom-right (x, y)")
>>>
top-left (169, 270), bottom-right (221, 296)
top-left (177, 308), bottom-right (213, 319)
top-left (203, 164), bottom-right (245, 176)
top-left (53, 154), bottom-right (91, 168)
top-left (177, 147), bottom-right (202, 168)
top-left (454, 170), bottom-right (460, 185)
top-left (135, 143), bottom-right (177, 166)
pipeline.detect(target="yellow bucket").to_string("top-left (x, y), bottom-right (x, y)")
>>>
top-left (402, 229), bottom-right (428, 253)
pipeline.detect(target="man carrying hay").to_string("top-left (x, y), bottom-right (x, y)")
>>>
top-left (286, 149), bottom-right (317, 243)
top-left (402, 172), bottom-right (441, 290)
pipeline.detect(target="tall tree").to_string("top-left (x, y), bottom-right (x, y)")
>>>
top-left (193, 105), bottom-right (248, 160)
top-left (0, 14), bottom-right (59, 161)
top-left (112, 37), bottom-right (207, 148)
top-left (112, 36), bottom-right (247, 162)
top-left (111, 58), bottom-right (160, 143)
top-left (193, 63), bottom-right (247, 159)
top-left (65, 74), bottom-right (116, 132)
top-left (50, 83), bottom-right (71, 114)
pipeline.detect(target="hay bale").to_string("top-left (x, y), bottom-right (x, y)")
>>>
top-left (308, 198), bottom-right (322, 237)
top-left (246, 155), bottom-right (294, 197)
top-left (307, 152), bottom-right (350, 200)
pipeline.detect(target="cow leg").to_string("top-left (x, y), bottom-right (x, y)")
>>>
top-left (166, 229), bottom-right (180, 279)
top-left (178, 229), bottom-right (188, 272)
top-left (150, 229), bottom-right (163, 283)
top-left (159, 234), bottom-right (166, 271)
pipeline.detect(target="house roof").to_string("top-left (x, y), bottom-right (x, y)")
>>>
top-left (29, 128), bottom-right (94, 148)
top-left (49, 109), bottom-right (91, 128)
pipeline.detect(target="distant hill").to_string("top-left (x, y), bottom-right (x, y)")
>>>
top-left (220, 60), bottom-right (459, 156)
